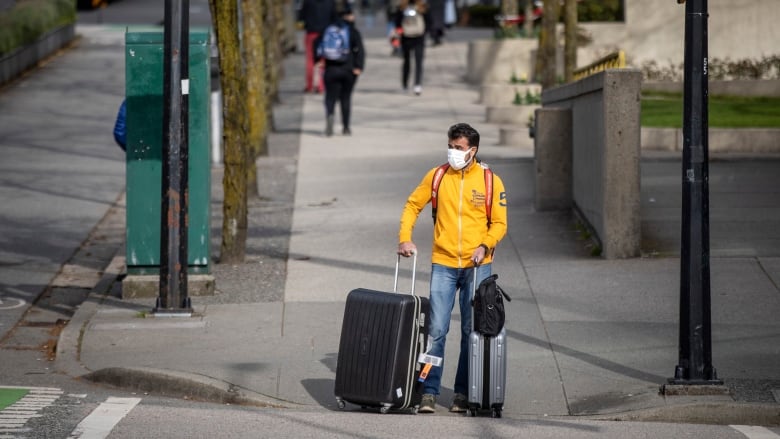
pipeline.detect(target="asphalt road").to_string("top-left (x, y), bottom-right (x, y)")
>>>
top-left (78, 0), bottom-right (213, 27)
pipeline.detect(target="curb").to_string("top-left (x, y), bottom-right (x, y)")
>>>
top-left (81, 366), bottom-right (296, 409)
top-left (55, 192), bottom-right (128, 378)
top-left (587, 402), bottom-right (780, 427)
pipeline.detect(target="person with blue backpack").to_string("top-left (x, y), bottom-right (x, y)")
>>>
top-left (113, 99), bottom-right (127, 151)
top-left (314, 2), bottom-right (365, 136)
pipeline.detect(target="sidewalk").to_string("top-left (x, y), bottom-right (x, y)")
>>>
top-left (50, 23), bottom-right (780, 425)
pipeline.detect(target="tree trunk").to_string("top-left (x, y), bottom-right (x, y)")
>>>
top-left (501, 0), bottom-right (518, 35)
top-left (242, 0), bottom-right (269, 198)
top-left (264, 0), bottom-right (284, 107)
top-left (563, 0), bottom-right (577, 82)
top-left (523, 0), bottom-right (533, 38)
top-left (209, 0), bottom-right (248, 264)
top-left (536, 0), bottom-right (560, 89)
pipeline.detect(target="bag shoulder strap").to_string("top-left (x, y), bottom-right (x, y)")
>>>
top-left (495, 283), bottom-right (511, 302)
top-left (483, 166), bottom-right (493, 226)
top-left (431, 163), bottom-right (494, 225)
top-left (430, 163), bottom-right (449, 224)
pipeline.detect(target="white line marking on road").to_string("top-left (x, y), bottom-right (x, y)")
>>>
top-left (0, 385), bottom-right (63, 435)
top-left (0, 410), bottom-right (38, 415)
top-left (67, 397), bottom-right (141, 439)
top-left (16, 397), bottom-right (60, 403)
top-left (731, 425), bottom-right (780, 439)
top-left (0, 297), bottom-right (25, 310)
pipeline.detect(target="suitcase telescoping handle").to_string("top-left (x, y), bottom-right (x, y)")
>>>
top-left (472, 265), bottom-right (478, 333)
top-left (393, 250), bottom-right (417, 295)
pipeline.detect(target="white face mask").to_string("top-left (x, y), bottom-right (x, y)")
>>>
top-left (447, 147), bottom-right (473, 170)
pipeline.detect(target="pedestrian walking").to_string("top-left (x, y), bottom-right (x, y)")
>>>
top-left (444, 0), bottom-right (456, 29)
top-left (386, 0), bottom-right (402, 56)
top-left (113, 99), bottom-right (127, 151)
top-left (298, 0), bottom-right (336, 93)
top-left (393, 0), bottom-right (428, 95)
top-left (397, 123), bottom-right (508, 413)
top-left (427, 0), bottom-right (445, 45)
top-left (314, 3), bottom-right (365, 136)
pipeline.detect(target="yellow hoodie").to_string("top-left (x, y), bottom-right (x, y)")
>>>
top-left (399, 161), bottom-right (507, 268)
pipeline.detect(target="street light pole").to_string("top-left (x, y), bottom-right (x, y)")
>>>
top-left (156, 0), bottom-right (192, 316)
top-left (669, 0), bottom-right (721, 385)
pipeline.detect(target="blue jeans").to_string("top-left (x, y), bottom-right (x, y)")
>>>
top-left (423, 263), bottom-right (492, 397)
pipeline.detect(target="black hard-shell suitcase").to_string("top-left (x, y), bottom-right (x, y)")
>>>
top-left (334, 253), bottom-right (430, 414)
top-left (467, 270), bottom-right (508, 418)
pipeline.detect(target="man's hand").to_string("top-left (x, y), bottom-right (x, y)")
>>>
top-left (471, 245), bottom-right (487, 265)
top-left (398, 241), bottom-right (417, 257)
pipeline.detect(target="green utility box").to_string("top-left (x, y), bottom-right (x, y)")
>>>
top-left (125, 29), bottom-right (211, 275)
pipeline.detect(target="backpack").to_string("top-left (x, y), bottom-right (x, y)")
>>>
top-left (318, 24), bottom-right (350, 62)
top-left (401, 6), bottom-right (426, 37)
top-left (430, 163), bottom-right (494, 225)
top-left (113, 99), bottom-right (127, 151)
top-left (472, 274), bottom-right (511, 337)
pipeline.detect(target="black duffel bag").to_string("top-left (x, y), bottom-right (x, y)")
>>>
top-left (472, 274), bottom-right (511, 337)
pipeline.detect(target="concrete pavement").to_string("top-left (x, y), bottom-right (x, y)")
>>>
top-left (2, 20), bottom-right (778, 427)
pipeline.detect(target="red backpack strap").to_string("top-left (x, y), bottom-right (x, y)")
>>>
top-left (484, 167), bottom-right (494, 226)
top-left (431, 164), bottom-right (449, 223)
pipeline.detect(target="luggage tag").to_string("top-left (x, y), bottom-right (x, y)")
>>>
top-left (417, 352), bottom-right (443, 382)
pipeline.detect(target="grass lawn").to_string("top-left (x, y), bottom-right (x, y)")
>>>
top-left (641, 93), bottom-right (780, 128)
top-left (0, 387), bottom-right (28, 410)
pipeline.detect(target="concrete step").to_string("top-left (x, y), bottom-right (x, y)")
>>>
top-left (641, 127), bottom-right (780, 153)
top-left (498, 124), bottom-right (535, 147)
top-left (485, 104), bottom-right (539, 125)
top-left (480, 83), bottom-right (542, 107)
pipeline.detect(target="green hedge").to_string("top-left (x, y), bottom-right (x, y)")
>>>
top-left (0, 0), bottom-right (76, 57)
top-left (466, 5), bottom-right (500, 28)
top-left (467, 0), bottom-right (624, 29)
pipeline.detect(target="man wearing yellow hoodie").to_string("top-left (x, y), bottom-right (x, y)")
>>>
top-left (397, 123), bottom-right (508, 413)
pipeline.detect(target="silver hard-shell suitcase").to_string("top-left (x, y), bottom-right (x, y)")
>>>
top-left (467, 269), bottom-right (507, 418)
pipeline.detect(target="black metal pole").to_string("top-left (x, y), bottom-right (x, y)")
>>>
top-left (670, 0), bottom-right (720, 385)
top-left (156, 0), bottom-right (191, 315)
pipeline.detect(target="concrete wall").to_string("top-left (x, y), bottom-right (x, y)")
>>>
top-left (534, 108), bottom-right (572, 211)
top-left (642, 127), bottom-right (780, 153)
top-left (580, 0), bottom-right (780, 68)
top-left (643, 80), bottom-right (780, 97)
top-left (466, 0), bottom-right (780, 84)
top-left (539, 69), bottom-right (642, 259)
top-left (465, 38), bottom-right (537, 85)
top-left (0, 24), bottom-right (75, 87)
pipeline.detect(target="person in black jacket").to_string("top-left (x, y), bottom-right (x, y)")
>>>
top-left (314, 4), bottom-right (365, 136)
top-left (298, 0), bottom-right (336, 93)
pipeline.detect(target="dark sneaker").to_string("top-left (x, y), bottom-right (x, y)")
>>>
top-left (418, 394), bottom-right (436, 413)
top-left (325, 115), bottom-right (334, 137)
top-left (450, 393), bottom-right (468, 413)
top-left (343, 127), bottom-right (351, 136)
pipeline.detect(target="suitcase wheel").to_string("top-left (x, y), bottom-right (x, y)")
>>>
top-left (492, 408), bottom-right (502, 418)
top-left (379, 405), bottom-right (391, 414)
top-left (336, 399), bottom-right (346, 410)
top-left (468, 408), bottom-right (477, 417)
